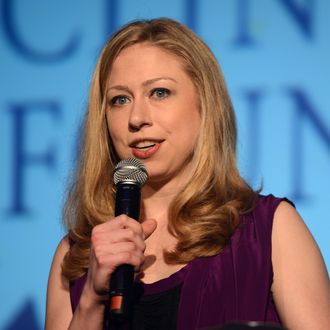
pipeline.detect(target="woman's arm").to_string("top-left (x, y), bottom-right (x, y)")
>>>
top-left (271, 201), bottom-right (330, 330)
top-left (45, 237), bottom-right (75, 329)
top-left (46, 237), bottom-right (106, 330)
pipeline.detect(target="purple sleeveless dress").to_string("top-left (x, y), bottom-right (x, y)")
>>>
top-left (70, 194), bottom-right (289, 329)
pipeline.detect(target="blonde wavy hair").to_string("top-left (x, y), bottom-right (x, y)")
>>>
top-left (62, 18), bottom-right (257, 280)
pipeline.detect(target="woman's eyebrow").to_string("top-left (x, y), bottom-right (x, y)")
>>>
top-left (107, 85), bottom-right (131, 93)
top-left (142, 77), bottom-right (178, 86)
top-left (107, 77), bottom-right (178, 94)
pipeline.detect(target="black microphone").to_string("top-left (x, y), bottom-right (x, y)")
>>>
top-left (109, 158), bottom-right (148, 321)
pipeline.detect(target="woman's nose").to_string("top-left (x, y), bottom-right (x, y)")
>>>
top-left (128, 99), bottom-right (152, 131)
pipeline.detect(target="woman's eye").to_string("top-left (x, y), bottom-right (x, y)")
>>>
top-left (151, 88), bottom-right (170, 99)
top-left (111, 95), bottom-right (129, 106)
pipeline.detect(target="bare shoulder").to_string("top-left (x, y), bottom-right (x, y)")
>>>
top-left (53, 236), bottom-right (70, 265)
top-left (48, 236), bottom-right (70, 291)
top-left (45, 236), bottom-right (72, 329)
top-left (273, 201), bottom-right (318, 247)
top-left (271, 201), bottom-right (330, 330)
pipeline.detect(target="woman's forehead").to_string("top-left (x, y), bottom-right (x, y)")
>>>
top-left (106, 43), bottom-right (192, 87)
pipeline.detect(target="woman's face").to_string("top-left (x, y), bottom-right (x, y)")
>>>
top-left (106, 43), bottom-right (201, 185)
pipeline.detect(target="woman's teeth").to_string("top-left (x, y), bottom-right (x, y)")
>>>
top-left (135, 141), bottom-right (157, 149)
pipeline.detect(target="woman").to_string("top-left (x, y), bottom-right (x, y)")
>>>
top-left (46, 18), bottom-right (330, 329)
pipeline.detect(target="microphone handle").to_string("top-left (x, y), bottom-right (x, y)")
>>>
top-left (109, 183), bottom-right (141, 321)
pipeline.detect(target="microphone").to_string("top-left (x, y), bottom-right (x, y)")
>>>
top-left (109, 158), bottom-right (148, 321)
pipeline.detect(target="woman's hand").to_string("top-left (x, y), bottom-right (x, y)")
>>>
top-left (46, 217), bottom-right (157, 330)
top-left (81, 216), bottom-right (157, 305)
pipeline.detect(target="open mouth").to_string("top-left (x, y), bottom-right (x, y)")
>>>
top-left (133, 140), bottom-right (158, 150)
top-left (130, 140), bottom-right (164, 159)
top-left (134, 141), bottom-right (156, 150)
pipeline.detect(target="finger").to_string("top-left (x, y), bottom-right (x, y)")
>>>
top-left (112, 214), bottom-right (144, 233)
top-left (95, 241), bottom-right (146, 257)
top-left (94, 227), bottom-right (146, 249)
top-left (94, 214), bottom-right (144, 235)
top-left (91, 217), bottom-right (144, 245)
top-left (141, 219), bottom-right (157, 239)
top-left (95, 250), bottom-right (145, 271)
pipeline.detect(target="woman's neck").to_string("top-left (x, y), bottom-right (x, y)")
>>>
top-left (141, 183), bottom-right (177, 222)
top-left (141, 170), bottom-right (189, 219)
top-left (138, 178), bottom-right (187, 282)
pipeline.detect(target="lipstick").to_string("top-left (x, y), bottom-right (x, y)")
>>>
top-left (131, 143), bottom-right (161, 159)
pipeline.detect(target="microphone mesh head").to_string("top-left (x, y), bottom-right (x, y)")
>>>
top-left (113, 158), bottom-right (148, 186)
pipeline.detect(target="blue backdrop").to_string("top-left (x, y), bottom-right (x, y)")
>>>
top-left (0, 0), bottom-right (329, 329)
